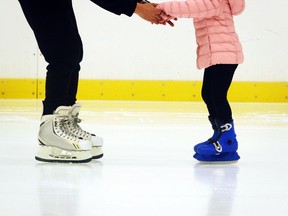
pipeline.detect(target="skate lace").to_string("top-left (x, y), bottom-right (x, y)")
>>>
top-left (54, 116), bottom-right (80, 142)
top-left (67, 116), bottom-right (92, 139)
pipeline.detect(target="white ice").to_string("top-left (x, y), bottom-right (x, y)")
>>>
top-left (0, 100), bottom-right (287, 216)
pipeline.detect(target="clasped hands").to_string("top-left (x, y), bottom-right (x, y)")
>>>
top-left (135, 2), bottom-right (176, 27)
top-left (158, 9), bottom-right (176, 27)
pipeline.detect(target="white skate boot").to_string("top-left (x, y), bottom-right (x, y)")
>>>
top-left (67, 103), bottom-right (103, 159)
top-left (36, 106), bottom-right (92, 163)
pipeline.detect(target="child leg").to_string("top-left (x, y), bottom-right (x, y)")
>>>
top-left (194, 64), bottom-right (240, 162)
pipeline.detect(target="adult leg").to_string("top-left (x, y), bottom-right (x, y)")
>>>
top-left (19, 0), bottom-right (92, 163)
top-left (18, 0), bottom-right (83, 115)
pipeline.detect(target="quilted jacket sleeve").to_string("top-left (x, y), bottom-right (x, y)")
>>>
top-left (157, 0), bottom-right (224, 19)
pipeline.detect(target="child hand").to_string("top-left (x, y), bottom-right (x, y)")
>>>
top-left (159, 10), bottom-right (177, 27)
top-left (153, 3), bottom-right (177, 27)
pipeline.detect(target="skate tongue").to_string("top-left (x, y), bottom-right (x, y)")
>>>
top-left (54, 106), bottom-right (71, 116)
top-left (70, 103), bottom-right (82, 116)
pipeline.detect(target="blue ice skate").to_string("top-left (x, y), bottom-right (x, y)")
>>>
top-left (193, 117), bottom-right (217, 152)
top-left (194, 120), bottom-right (240, 162)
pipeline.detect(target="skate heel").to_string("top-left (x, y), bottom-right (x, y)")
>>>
top-left (35, 144), bottom-right (92, 163)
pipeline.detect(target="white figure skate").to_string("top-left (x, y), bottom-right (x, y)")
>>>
top-left (36, 106), bottom-right (92, 163)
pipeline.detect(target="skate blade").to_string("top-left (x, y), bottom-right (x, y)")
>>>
top-left (91, 147), bottom-right (104, 159)
top-left (193, 152), bottom-right (240, 163)
top-left (35, 145), bottom-right (92, 163)
top-left (196, 160), bottom-right (239, 165)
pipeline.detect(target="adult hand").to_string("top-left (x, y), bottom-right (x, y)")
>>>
top-left (134, 3), bottom-right (163, 24)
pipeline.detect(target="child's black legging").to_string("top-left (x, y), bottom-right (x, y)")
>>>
top-left (19, 0), bottom-right (83, 115)
top-left (201, 64), bottom-right (238, 123)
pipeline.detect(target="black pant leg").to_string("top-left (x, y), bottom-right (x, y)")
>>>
top-left (202, 67), bottom-right (216, 119)
top-left (201, 64), bottom-right (238, 123)
top-left (18, 0), bottom-right (83, 115)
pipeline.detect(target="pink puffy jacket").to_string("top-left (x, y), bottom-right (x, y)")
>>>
top-left (157, 0), bottom-right (245, 69)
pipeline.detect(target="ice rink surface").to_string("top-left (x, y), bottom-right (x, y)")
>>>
top-left (0, 100), bottom-right (287, 216)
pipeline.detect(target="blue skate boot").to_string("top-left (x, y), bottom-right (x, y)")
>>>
top-left (193, 117), bottom-right (217, 152)
top-left (193, 120), bottom-right (240, 162)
